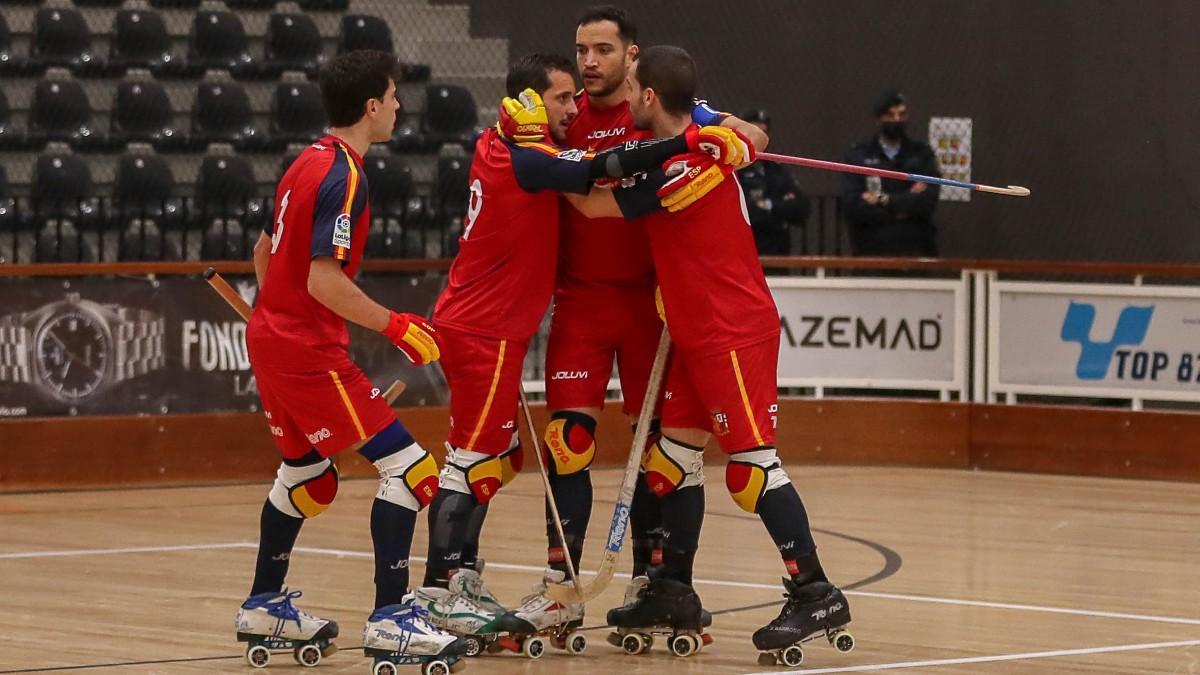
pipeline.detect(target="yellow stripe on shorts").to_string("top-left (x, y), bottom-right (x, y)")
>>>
top-left (467, 340), bottom-right (507, 450)
top-left (730, 350), bottom-right (765, 447)
top-left (329, 370), bottom-right (367, 440)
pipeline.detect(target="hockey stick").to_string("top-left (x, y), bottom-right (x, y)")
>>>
top-left (518, 385), bottom-right (584, 601)
top-left (546, 325), bottom-right (671, 604)
top-left (202, 267), bottom-right (406, 403)
top-left (758, 151), bottom-right (1031, 197)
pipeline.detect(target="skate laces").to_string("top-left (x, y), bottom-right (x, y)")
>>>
top-left (268, 590), bottom-right (307, 629)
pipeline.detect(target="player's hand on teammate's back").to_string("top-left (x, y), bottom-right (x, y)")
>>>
top-left (497, 88), bottom-right (550, 143)
top-left (686, 125), bottom-right (756, 168)
top-left (657, 154), bottom-right (733, 212)
top-left (382, 312), bottom-right (442, 365)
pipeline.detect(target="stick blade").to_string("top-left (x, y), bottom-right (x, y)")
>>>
top-left (977, 184), bottom-right (1031, 197)
top-left (546, 553), bottom-right (618, 604)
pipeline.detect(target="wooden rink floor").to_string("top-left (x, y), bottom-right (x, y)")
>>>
top-left (3, 465), bottom-right (1200, 674)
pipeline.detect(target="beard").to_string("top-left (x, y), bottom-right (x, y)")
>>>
top-left (585, 70), bottom-right (625, 98)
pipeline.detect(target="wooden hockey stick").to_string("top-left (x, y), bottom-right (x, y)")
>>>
top-left (546, 325), bottom-right (671, 604)
top-left (518, 385), bottom-right (583, 600)
top-left (203, 267), bottom-right (406, 402)
top-left (759, 151), bottom-right (1031, 197)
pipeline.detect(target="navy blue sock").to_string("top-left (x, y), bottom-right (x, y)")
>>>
top-left (660, 484), bottom-right (705, 585)
top-left (757, 484), bottom-right (824, 583)
top-left (460, 502), bottom-right (488, 571)
top-left (371, 498), bottom-right (418, 609)
top-left (250, 499), bottom-right (304, 596)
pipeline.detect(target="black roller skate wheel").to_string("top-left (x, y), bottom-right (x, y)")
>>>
top-left (782, 645), bottom-right (805, 667)
top-left (245, 644), bottom-right (270, 669)
top-left (295, 643), bottom-right (322, 667)
top-left (669, 634), bottom-right (699, 657)
top-left (422, 660), bottom-right (451, 675)
top-left (372, 659), bottom-right (398, 675)
top-left (566, 633), bottom-right (588, 655)
top-left (621, 633), bottom-right (647, 655)
top-left (831, 630), bottom-right (855, 653)
top-left (463, 636), bottom-right (483, 657)
top-left (522, 636), bottom-right (546, 659)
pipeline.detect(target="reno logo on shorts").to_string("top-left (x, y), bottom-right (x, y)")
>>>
top-left (332, 213), bottom-right (352, 248)
top-left (306, 428), bottom-right (332, 444)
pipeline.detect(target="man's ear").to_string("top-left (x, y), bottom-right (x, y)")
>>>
top-left (626, 43), bottom-right (639, 64)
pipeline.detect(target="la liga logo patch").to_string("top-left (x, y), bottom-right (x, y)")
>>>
top-left (332, 213), bottom-right (352, 248)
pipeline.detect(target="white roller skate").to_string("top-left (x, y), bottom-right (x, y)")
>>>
top-left (412, 577), bottom-right (504, 657)
top-left (235, 589), bottom-right (339, 669)
top-left (363, 596), bottom-right (469, 675)
top-left (451, 563), bottom-right (507, 615)
top-left (491, 569), bottom-right (587, 659)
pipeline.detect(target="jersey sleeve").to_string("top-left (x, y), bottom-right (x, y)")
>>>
top-left (310, 147), bottom-right (363, 263)
top-left (509, 141), bottom-right (595, 195)
top-left (613, 170), bottom-right (669, 220)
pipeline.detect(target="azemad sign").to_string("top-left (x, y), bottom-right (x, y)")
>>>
top-left (991, 282), bottom-right (1200, 402)
top-left (768, 276), bottom-right (968, 394)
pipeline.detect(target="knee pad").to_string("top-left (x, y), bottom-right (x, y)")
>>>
top-left (641, 436), bottom-right (705, 497)
top-left (726, 447), bottom-right (791, 513)
top-left (634, 418), bottom-right (663, 475)
top-left (440, 445), bottom-right (506, 504)
top-left (543, 411), bottom-right (596, 476)
top-left (498, 437), bottom-right (524, 487)
top-left (268, 458), bottom-right (339, 518)
top-left (373, 442), bottom-right (440, 511)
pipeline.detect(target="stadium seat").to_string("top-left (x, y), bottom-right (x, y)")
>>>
top-left (0, 12), bottom-right (31, 76)
top-left (31, 148), bottom-right (101, 262)
top-left (110, 7), bottom-right (184, 77)
top-left (299, 0), bottom-right (349, 12)
top-left (0, 165), bottom-right (16, 264)
top-left (269, 76), bottom-right (327, 148)
top-left (225, 0), bottom-right (278, 9)
top-left (113, 149), bottom-right (177, 260)
top-left (28, 70), bottom-right (108, 150)
top-left (339, 15), bottom-right (394, 54)
top-left (424, 84), bottom-right (482, 149)
top-left (112, 75), bottom-right (187, 150)
top-left (149, 0), bottom-right (201, 7)
top-left (76, 0), bottom-right (125, 6)
top-left (263, 10), bottom-right (325, 78)
top-left (432, 153), bottom-right (471, 257)
top-left (31, 6), bottom-right (106, 76)
top-left (0, 88), bottom-right (29, 150)
top-left (187, 8), bottom-right (258, 78)
top-left (363, 152), bottom-right (421, 258)
top-left (196, 149), bottom-right (262, 259)
top-left (191, 74), bottom-right (263, 150)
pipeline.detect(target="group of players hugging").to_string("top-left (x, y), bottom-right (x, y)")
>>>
top-left (231, 6), bottom-right (853, 673)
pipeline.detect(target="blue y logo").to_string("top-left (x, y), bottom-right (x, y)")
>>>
top-left (1060, 302), bottom-right (1154, 380)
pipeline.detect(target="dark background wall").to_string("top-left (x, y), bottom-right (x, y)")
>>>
top-left (440, 0), bottom-right (1200, 262)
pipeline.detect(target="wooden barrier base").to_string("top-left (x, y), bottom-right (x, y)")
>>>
top-left (1, 399), bottom-right (1196, 492)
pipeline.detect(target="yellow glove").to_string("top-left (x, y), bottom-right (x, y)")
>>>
top-left (686, 125), bottom-right (756, 168)
top-left (382, 312), bottom-right (441, 365)
top-left (657, 154), bottom-right (733, 212)
top-left (497, 88), bottom-right (550, 143)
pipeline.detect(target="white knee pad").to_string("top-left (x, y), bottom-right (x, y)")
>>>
top-left (374, 442), bottom-right (440, 511)
top-left (642, 436), bottom-right (706, 497)
top-left (268, 458), bottom-right (338, 519)
top-left (726, 447), bottom-right (791, 513)
top-left (440, 442), bottom-right (517, 504)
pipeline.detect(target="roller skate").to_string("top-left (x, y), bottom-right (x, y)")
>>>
top-left (605, 575), bottom-right (713, 652)
top-left (753, 578), bottom-right (854, 667)
top-left (605, 576), bottom-right (712, 657)
top-left (491, 569), bottom-right (587, 659)
top-left (412, 576), bottom-right (504, 658)
top-left (363, 596), bottom-right (469, 675)
top-left (235, 589), bottom-right (339, 669)
top-left (450, 563), bottom-right (507, 615)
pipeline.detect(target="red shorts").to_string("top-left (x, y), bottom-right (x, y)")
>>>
top-left (545, 286), bottom-right (660, 415)
top-left (661, 338), bottom-right (780, 453)
top-left (437, 324), bottom-right (528, 455)
top-left (252, 357), bottom-right (396, 461)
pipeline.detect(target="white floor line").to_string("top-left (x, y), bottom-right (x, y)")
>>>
top-left (6, 541), bottom-right (1200, 629)
top-left (739, 638), bottom-right (1200, 674)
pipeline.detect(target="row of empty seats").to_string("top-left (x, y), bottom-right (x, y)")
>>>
top-left (1, 5), bottom-right (427, 80)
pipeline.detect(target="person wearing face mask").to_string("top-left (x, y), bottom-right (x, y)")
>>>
top-left (841, 89), bottom-right (941, 257)
top-left (736, 108), bottom-right (810, 256)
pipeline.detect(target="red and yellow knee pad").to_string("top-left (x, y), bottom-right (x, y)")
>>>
top-left (642, 436), bottom-right (706, 497)
top-left (448, 441), bottom-right (524, 504)
top-left (725, 447), bottom-right (790, 513)
top-left (543, 411), bottom-right (597, 476)
top-left (269, 459), bottom-right (340, 519)
top-left (373, 443), bottom-right (440, 511)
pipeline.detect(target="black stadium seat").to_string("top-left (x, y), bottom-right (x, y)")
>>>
top-left (149, 0), bottom-right (201, 7)
top-left (196, 151), bottom-right (262, 259)
top-left (225, 0), bottom-right (277, 8)
top-left (0, 88), bottom-right (28, 150)
top-left (0, 12), bottom-right (31, 76)
top-left (31, 7), bottom-right (105, 76)
top-left (110, 8), bottom-right (184, 77)
top-left (363, 153), bottom-right (422, 257)
top-left (340, 15), bottom-right (394, 54)
top-left (424, 84), bottom-right (481, 149)
top-left (187, 9), bottom-right (258, 78)
top-left (28, 73), bottom-right (107, 149)
top-left (31, 150), bottom-right (100, 262)
top-left (112, 77), bottom-right (187, 150)
top-left (299, 0), bottom-right (349, 12)
top-left (270, 79), bottom-right (327, 148)
top-left (264, 11), bottom-right (324, 77)
top-left (192, 76), bottom-right (263, 150)
top-left (113, 151), bottom-right (178, 260)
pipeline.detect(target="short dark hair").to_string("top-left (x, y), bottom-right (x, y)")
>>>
top-left (506, 52), bottom-right (576, 98)
top-left (577, 5), bottom-right (637, 45)
top-left (873, 89), bottom-right (906, 116)
top-left (318, 50), bottom-right (400, 127)
top-left (633, 45), bottom-right (695, 116)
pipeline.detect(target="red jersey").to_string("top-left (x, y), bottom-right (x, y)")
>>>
top-left (434, 128), bottom-right (594, 341)
top-left (249, 135), bottom-right (369, 367)
top-left (615, 155), bottom-right (780, 355)
top-left (558, 95), bottom-right (656, 292)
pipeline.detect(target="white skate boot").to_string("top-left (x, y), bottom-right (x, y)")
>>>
top-left (235, 589), bottom-right (338, 668)
top-left (412, 577), bottom-right (503, 657)
top-left (492, 569), bottom-right (587, 659)
top-left (363, 595), bottom-right (469, 675)
top-left (451, 564), bottom-right (507, 615)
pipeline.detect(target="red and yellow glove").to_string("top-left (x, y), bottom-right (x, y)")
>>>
top-left (497, 88), bottom-right (550, 143)
top-left (685, 125), bottom-right (756, 168)
top-left (382, 311), bottom-right (441, 365)
top-left (656, 153), bottom-right (733, 212)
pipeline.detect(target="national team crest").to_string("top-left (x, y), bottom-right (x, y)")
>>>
top-left (711, 410), bottom-right (730, 436)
